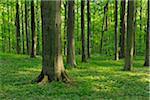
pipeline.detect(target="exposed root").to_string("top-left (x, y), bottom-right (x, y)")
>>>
top-left (31, 71), bottom-right (44, 83)
top-left (61, 71), bottom-right (71, 83)
top-left (38, 75), bottom-right (49, 85)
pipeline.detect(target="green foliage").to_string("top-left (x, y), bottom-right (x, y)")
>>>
top-left (0, 53), bottom-right (149, 99)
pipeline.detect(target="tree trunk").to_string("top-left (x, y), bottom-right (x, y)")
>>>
top-left (36, 0), bottom-right (40, 55)
top-left (114, 0), bottom-right (119, 60)
top-left (25, 0), bottom-right (30, 55)
top-left (64, 1), bottom-right (67, 56)
top-left (76, 0), bottom-right (80, 55)
top-left (67, 0), bottom-right (76, 66)
top-left (100, 2), bottom-right (107, 54)
top-left (16, 0), bottom-right (21, 54)
top-left (105, 1), bottom-right (108, 31)
top-left (124, 0), bottom-right (135, 71)
top-left (119, 0), bottom-right (126, 59)
top-left (81, 1), bottom-right (86, 62)
top-left (144, 0), bottom-right (150, 67)
top-left (31, 0), bottom-right (36, 58)
top-left (2, 3), bottom-right (5, 52)
top-left (34, 0), bottom-right (69, 83)
top-left (21, 2), bottom-right (25, 54)
top-left (87, 0), bottom-right (91, 58)
top-left (133, 1), bottom-right (137, 56)
top-left (7, 0), bottom-right (11, 53)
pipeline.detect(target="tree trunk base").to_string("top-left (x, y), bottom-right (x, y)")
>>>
top-left (32, 70), bottom-right (70, 84)
top-left (144, 62), bottom-right (150, 67)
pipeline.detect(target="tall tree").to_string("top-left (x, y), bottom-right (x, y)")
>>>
top-left (25, 0), bottom-right (30, 54)
top-left (34, 0), bottom-right (69, 83)
top-left (2, 2), bottom-right (5, 52)
top-left (81, 1), bottom-right (86, 62)
top-left (124, 0), bottom-right (135, 71)
top-left (114, 0), bottom-right (119, 60)
top-left (119, 0), bottom-right (126, 58)
top-left (64, 1), bottom-right (67, 56)
top-left (105, 1), bottom-right (108, 31)
top-left (15, 0), bottom-right (21, 54)
top-left (67, 0), bottom-right (76, 66)
top-left (36, 0), bottom-right (40, 55)
top-left (76, 0), bottom-right (80, 55)
top-left (31, 0), bottom-right (36, 57)
top-left (100, 2), bottom-right (108, 54)
top-left (7, 0), bottom-right (11, 52)
top-left (144, 0), bottom-right (150, 67)
top-left (21, 2), bottom-right (25, 54)
top-left (87, 0), bottom-right (91, 58)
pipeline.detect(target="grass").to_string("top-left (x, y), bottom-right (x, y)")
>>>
top-left (0, 53), bottom-right (149, 100)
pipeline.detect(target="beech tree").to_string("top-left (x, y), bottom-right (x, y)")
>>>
top-left (34, 0), bottom-right (69, 83)
top-left (21, 2), bottom-right (25, 54)
top-left (25, 0), bottom-right (30, 55)
top-left (119, 0), bottom-right (126, 59)
top-left (15, 0), bottom-right (21, 54)
top-left (124, 0), bottom-right (135, 71)
top-left (114, 0), bottom-right (119, 60)
top-left (144, 0), bottom-right (150, 67)
top-left (87, 0), bottom-right (91, 58)
top-left (31, 0), bottom-right (36, 57)
top-left (81, 1), bottom-right (86, 62)
top-left (67, 0), bottom-right (76, 66)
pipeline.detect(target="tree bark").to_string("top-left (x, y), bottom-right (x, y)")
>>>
top-left (144, 0), bottom-right (150, 67)
top-left (81, 1), bottom-right (86, 62)
top-left (2, 2), bottom-right (5, 52)
top-left (119, 0), bottom-right (126, 59)
top-left (16, 0), bottom-right (21, 54)
top-left (67, 0), bottom-right (76, 66)
top-left (124, 0), bottom-right (135, 71)
top-left (87, 0), bottom-right (91, 58)
top-left (105, 1), bottom-right (108, 31)
top-left (100, 2), bottom-right (107, 54)
top-left (34, 0), bottom-right (69, 83)
top-left (25, 0), bottom-right (30, 55)
top-left (21, 2), bottom-right (25, 54)
top-left (64, 1), bottom-right (67, 56)
top-left (114, 0), bottom-right (119, 60)
top-left (7, 0), bottom-right (11, 53)
top-left (36, 0), bottom-right (40, 55)
top-left (31, 0), bottom-right (36, 58)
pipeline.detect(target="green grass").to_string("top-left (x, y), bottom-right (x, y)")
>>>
top-left (0, 53), bottom-right (149, 100)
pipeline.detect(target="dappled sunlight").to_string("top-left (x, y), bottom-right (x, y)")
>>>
top-left (0, 53), bottom-right (149, 99)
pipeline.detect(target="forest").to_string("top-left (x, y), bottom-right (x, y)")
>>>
top-left (0, 0), bottom-right (150, 99)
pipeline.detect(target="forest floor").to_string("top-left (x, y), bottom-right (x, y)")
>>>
top-left (0, 53), bottom-right (149, 100)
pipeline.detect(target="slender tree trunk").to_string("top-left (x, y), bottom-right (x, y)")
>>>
top-left (105, 1), bottom-right (108, 31)
top-left (64, 1), bottom-right (67, 56)
top-left (7, 0), bottom-right (11, 52)
top-left (21, 2), bottom-right (25, 54)
top-left (81, 1), bottom-right (86, 62)
top-left (119, 0), bottom-right (126, 59)
top-left (144, 0), bottom-right (150, 67)
top-left (31, 0), bottom-right (36, 57)
top-left (67, 0), bottom-right (76, 66)
top-left (16, 0), bottom-right (21, 54)
top-left (36, 0), bottom-right (40, 55)
top-left (124, 0), bottom-right (135, 71)
top-left (87, 0), bottom-right (91, 58)
top-left (133, 1), bottom-right (137, 56)
top-left (139, 0), bottom-right (142, 50)
top-left (114, 0), bottom-right (119, 60)
top-left (100, 3), bottom-right (107, 54)
top-left (2, 3), bottom-right (5, 52)
top-left (34, 0), bottom-right (69, 83)
top-left (25, 0), bottom-right (30, 55)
